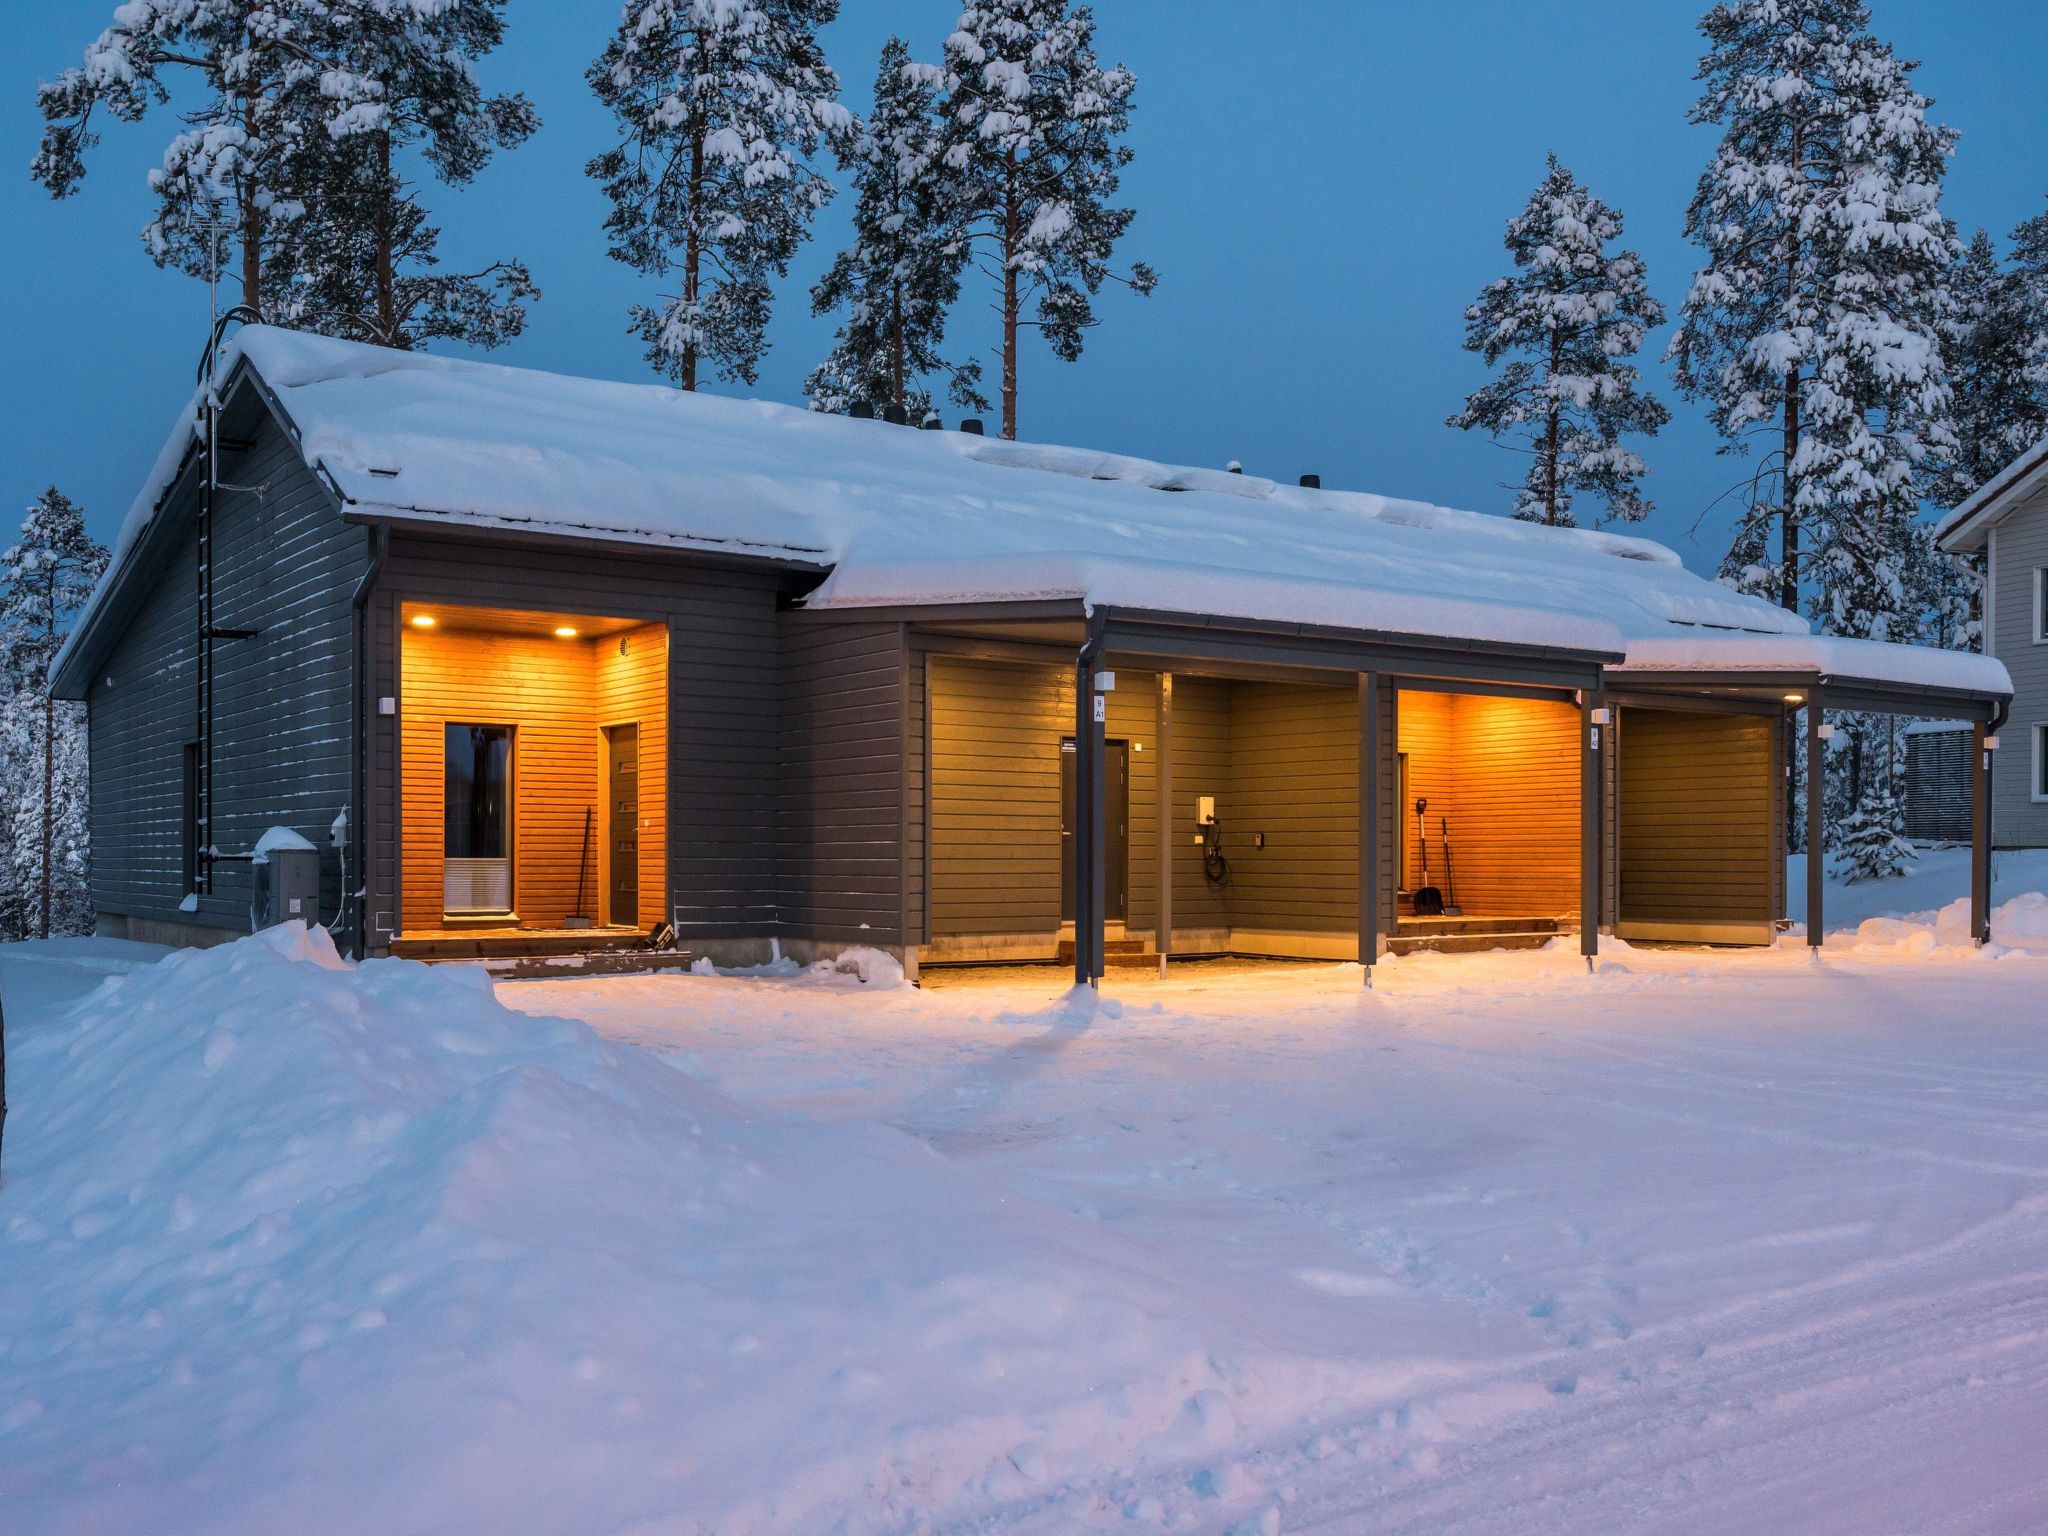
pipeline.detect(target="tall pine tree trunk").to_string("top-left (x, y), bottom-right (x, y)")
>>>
top-left (1000, 166), bottom-right (1020, 440)
top-left (239, 82), bottom-right (262, 311)
top-left (681, 130), bottom-right (705, 392)
top-left (890, 286), bottom-right (906, 412)
top-left (1781, 366), bottom-right (1801, 613)
top-left (374, 119), bottom-right (396, 343)
top-left (1542, 333), bottom-right (1564, 524)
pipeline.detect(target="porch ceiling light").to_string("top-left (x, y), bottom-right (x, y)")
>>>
top-left (1782, 692), bottom-right (1805, 703)
top-left (554, 625), bottom-right (579, 639)
top-left (411, 614), bottom-right (436, 628)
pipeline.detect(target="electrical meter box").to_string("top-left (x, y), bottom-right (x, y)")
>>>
top-left (253, 846), bottom-right (321, 930)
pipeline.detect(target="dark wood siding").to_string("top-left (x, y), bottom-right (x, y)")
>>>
top-left (367, 534), bottom-right (793, 950)
top-left (88, 412), bottom-right (365, 936)
top-left (1617, 707), bottom-right (1776, 939)
top-left (779, 621), bottom-right (907, 946)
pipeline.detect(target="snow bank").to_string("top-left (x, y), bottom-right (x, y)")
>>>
top-left (0, 926), bottom-right (1402, 1534)
top-left (1851, 892), bottom-right (2048, 957)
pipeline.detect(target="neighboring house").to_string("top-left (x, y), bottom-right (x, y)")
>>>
top-left (1938, 436), bottom-right (2048, 850)
top-left (1903, 723), bottom-right (1975, 843)
top-left (52, 328), bottom-right (2014, 981)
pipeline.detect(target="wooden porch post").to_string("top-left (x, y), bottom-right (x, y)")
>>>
top-left (1971, 720), bottom-right (1993, 945)
top-left (1072, 651), bottom-right (1096, 986)
top-left (1358, 672), bottom-right (1379, 983)
top-left (1580, 691), bottom-right (1602, 962)
top-left (1806, 695), bottom-right (1825, 949)
top-left (1156, 673), bottom-right (1174, 977)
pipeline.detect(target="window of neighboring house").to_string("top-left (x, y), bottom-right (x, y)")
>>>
top-left (180, 741), bottom-right (201, 893)
top-left (2036, 723), bottom-right (2048, 803)
top-left (2036, 567), bottom-right (2047, 642)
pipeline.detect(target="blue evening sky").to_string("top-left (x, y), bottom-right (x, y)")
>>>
top-left (4, 2), bottom-right (2045, 571)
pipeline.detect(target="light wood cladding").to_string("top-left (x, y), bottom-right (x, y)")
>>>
top-left (1396, 690), bottom-right (1581, 917)
top-left (401, 617), bottom-right (666, 933)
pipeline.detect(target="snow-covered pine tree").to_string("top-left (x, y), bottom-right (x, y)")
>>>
top-left (1836, 736), bottom-right (1914, 882)
top-left (587, 0), bottom-right (852, 390)
top-left (928, 1), bottom-right (1157, 439)
top-left (2015, 197), bottom-right (2048, 408)
top-left (1670, 0), bottom-right (1959, 619)
top-left (1448, 157), bottom-right (1670, 527)
top-left (1929, 229), bottom-right (2048, 508)
top-left (267, 0), bottom-right (540, 349)
top-left (0, 491), bottom-right (110, 940)
top-left (33, 1), bottom-right (334, 312)
top-left (807, 38), bottom-right (985, 419)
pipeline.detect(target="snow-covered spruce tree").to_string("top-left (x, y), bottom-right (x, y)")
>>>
top-left (0, 491), bottom-right (110, 940)
top-left (588, 0), bottom-right (851, 390)
top-left (1669, 0), bottom-right (1959, 619)
top-left (32, 1), bottom-right (336, 312)
top-left (1836, 742), bottom-right (1914, 882)
top-left (807, 37), bottom-right (985, 419)
top-left (2015, 196), bottom-right (2048, 404)
top-left (1448, 157), bottom-right (1669, 527)
top-left (928, 1), bottom-right (1157, 439)
top-left (267, 0), bottom-right (540, 349)
top-left (1929, 229), bottom-right (2048, 507)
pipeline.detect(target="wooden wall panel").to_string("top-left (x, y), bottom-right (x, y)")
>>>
top-left (1618, 707), bottom-right (1775, 928)
top-left (1395, 691), bottom-right (1580, 917)
top-left (780, 622), bottom-right (907, 945)
top-left (1168, 676), bottom-right (1233, 933)
top-left (594, 622), bottom-right (670, 925)
top-left (400, 627), bottom-right (599, 931)
top-left (1225, 682), bottom-right (1360, 934)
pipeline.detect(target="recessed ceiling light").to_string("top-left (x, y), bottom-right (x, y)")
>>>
top-left (411, 614), bottom-right (436, 629)
top-left (554, 625), bottom-right (579, 639)
top-left (1783, 692), bottom-right (1805, 703)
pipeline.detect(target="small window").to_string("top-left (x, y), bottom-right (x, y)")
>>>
top-left (180, 741), bottom-right (201, 893)
top-left (2037, 568), bottom-right (2048, 643)
top-left (2036, 723), bottom-right (2048, 803)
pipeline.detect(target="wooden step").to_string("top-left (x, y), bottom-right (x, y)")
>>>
top-left (391, 929), bottom-right (650, 961)
top-left (1055, 938), bottom-right (1152, 963)
top-left (1386, 930), bottom-right (1564, 956)
top-left (1395, 916), bottom-right (1562, 938)
top-left (476, 950), bottom-right (696, 980)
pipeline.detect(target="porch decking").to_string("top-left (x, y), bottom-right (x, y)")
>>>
top-left (390, 926), bottom-right (649, 961)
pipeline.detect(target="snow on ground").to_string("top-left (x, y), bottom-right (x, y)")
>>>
top-left (2, 855), bottom-right (2046, 1534)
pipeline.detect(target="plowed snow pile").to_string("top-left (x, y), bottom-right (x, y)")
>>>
top-left (0, 927), bottom-right (1408, 1535)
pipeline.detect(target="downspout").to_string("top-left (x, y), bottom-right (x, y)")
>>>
top-left (348, 524), bottom-right (391, 959)
top-left (1978, 696), bottom-right (2010, 946)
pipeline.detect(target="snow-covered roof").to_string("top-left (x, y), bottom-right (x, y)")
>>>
top-left (1935, 434), bottom-right (2048, 553)
top-left (60, 326), bottom-right (2009, 704)
top-left (1613, 633), bottom-right (2009, 699)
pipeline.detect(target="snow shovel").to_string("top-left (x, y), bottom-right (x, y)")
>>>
top-left (1412, 798), bottom-right (1445, 916)
top-left (1440, 816), bottom-right (1463, 916)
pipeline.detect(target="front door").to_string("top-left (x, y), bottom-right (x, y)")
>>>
top-left (1060, 738), bottom-right (1129, 923)
top-left (606, 723), bottom-right (639, 927)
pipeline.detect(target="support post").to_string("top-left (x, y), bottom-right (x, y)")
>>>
top-left (1156, 673), bottom-right (1174, 978)
top-left (1806, 695), bottom-right (1825, 948)
top-left (1971, 720), bottom-right (1993, 945)
top-left (1358, 672), bottom-right (1380, 984)
top-left (1073, 652), bottom-right (1095, 987)
top-left (1580, 691), bottom-right (1602, 963)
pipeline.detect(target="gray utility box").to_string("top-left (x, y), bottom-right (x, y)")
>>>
top-left (253, 846), bottom-right (321, 930)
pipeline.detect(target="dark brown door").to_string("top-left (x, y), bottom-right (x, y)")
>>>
top-left (1060, 738), bottom-right (1129, 923)
top-left (606, 723), bottom-right (639, 927)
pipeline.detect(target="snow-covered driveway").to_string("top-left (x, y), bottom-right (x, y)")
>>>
top-left (2, 875), bottom-right (2046, 1534)
top-left (509, 941), bottom-right (2048, 1534)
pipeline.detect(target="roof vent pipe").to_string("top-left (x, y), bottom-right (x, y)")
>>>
top-left (882, 402), bottom-right (909, 426)
top-left (921, 415), bottom-right (943, 430)
top-left (1300, 474), bottom-right (1321, 489)
top-left (960, 418), bottom-right (985, 436)
top-left (849, 400), bottom-right (875, 419)
top-left (1227, 460), bottom-right (1243, 475)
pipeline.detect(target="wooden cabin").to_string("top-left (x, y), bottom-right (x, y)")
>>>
top-left (52, 328), bottom-right (2013, 981)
